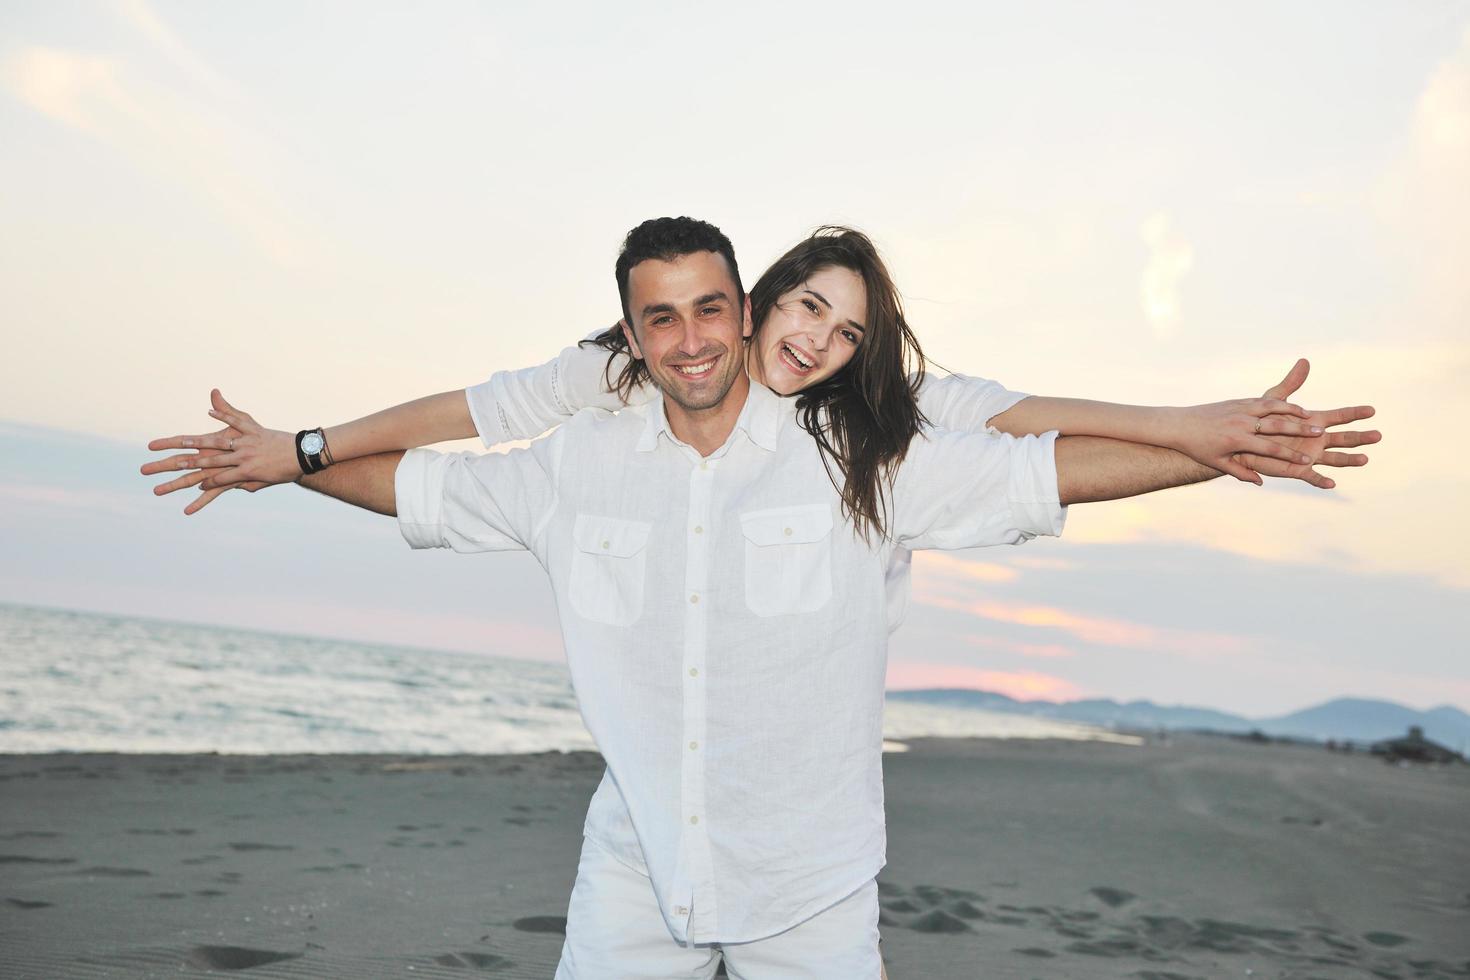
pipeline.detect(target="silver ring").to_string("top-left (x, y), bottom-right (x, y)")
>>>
top-left (228, 438), bottom-right (235, 450)
top-left (1254, 421), bottom-right (1261, 434)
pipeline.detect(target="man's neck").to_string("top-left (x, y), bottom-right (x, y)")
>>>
top-left (664, 371), bottom-right (752, 457)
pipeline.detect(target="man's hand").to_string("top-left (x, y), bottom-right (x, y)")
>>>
top-left (1239, 359), bottom-right (1380, 490)
top-left (141, 390), bottom-right (292, 515)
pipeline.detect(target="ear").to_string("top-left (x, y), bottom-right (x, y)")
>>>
top-left (741, 294), bottom-right (754, 341)
top-left (620, 319), bottom-right (644, 360)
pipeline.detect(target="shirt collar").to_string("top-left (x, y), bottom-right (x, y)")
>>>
top-left (634, 376), bottom-right (783, 454)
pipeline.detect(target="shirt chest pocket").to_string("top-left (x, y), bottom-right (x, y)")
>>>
top-left (740, 504), bottom-right (834, 617)
top-left (569, 514), bottom-right (652, 627)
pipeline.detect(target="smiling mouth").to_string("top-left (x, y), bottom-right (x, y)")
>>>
top-left (672, 355), bottom-right (719, 378)
top-left (779, 342), bottom-right (816, 374)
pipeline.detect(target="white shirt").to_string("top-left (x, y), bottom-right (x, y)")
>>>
top-left (465, 341), bottom-right (1032, 632)
top-left (395, 379), bottom-right (1065, 944)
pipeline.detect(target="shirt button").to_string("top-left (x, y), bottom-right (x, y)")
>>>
top-left (689, 594), bottom-right (699, 604)
top-left (601, 540), bottom-right (610, 549)
top-left (700, 461), bottom-right (708, 471)
top-left (689, 740), bottom-right (698, 750)
top-left (693, 525), bottom-right (703, 534)
top-left (783, 527), bottom-right (793, 536)
top-left (689, 815), bottom-right (699, 825)
top-left (689, 667), bottom-right (699, 677)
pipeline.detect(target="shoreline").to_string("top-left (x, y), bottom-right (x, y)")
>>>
top-left (3, 734), bottom-right (1466, 978)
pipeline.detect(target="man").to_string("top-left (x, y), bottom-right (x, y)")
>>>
top-left (164, 218), bottom-right (1369, 977)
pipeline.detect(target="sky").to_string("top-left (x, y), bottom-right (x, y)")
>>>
top-left (2, 1), bottom-right (1467, 716)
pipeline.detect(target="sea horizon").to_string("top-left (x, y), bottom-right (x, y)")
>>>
top-left (1, 601), bottom-right (1141, 755)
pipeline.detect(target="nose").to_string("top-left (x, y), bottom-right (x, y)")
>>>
top-left (807, 324), bottom-right (832, 352)
top-left (679, 319), bottom-right (704, 356)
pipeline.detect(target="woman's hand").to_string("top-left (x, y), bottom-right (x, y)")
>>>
top-left (1221, 358), bottom-right (1379, 489)
top-left (1167, 393), bottom-right (1320, 485)
top-left (140, 390), bottom-right (296, 514)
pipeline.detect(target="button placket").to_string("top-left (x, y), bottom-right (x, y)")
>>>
top-left (680, 454), bottom-right (718, 939)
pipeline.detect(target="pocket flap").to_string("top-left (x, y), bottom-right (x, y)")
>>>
top-left (573, 514), bottom-right (652, 558)
top-left (740, 504), bottom-right (833, 547)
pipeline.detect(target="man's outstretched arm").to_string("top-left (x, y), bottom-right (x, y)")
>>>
top-left (296, 451), bottom-right (405, 516)
top-left (1056, 437), bottom-right (1218, 506)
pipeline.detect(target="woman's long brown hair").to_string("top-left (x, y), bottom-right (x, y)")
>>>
top-left (584, 226), bottom-right (928, 541)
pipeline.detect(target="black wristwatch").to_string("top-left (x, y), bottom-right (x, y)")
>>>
top-left (295, 428), bottom-right (332, 474)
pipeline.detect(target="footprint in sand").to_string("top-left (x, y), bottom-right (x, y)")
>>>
top-left (186, 946), bottom-right (303, 970)
top-left (0, 854), bottom-right (76, 865)
top-left (513, 915), bottom-right (567, 934)
top-left (1088, 886), bottom-right (1136, 908)
top-left (877, 882), bottom-right (1001, 935)
top-left (433, 951), bottom-right (514, 969)
top-left (73, 866), bottom-right (151, 877)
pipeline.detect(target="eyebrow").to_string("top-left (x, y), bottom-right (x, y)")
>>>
top-left (640, 292), bottom-right (732, 320)
top-left (804, 289), bottom-right (866, 333)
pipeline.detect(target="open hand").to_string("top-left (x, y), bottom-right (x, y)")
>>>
top-left (1236, 359), bottom-right (1380, 489)
top-left (1172, 394), bottom-right (1321, 484)
top-left (141, 390), bottom-right (295, 514)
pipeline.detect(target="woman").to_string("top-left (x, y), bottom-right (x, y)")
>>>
top-left (144, 225), bottom-right (1350, 523)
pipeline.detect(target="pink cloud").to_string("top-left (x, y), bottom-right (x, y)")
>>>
top-left (961, 634), bottom-right (1075, 659)
top-left (886, 661), bottom-right (1088, 701)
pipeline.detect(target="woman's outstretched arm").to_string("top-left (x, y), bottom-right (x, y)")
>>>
top-left (141, 339), bottom-right (641, 513)
top-left (920, 359), bottom-right (1371, 486)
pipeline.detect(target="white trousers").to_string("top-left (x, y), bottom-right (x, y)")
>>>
top-left (555, 835), bottom-right (882, 979)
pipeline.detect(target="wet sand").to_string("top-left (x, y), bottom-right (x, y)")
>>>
top-left (2, 732), bottom-right (1466, 979)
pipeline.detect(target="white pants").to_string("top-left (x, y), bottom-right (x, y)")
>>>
top-left (555, 835), bottom-right (882, 979)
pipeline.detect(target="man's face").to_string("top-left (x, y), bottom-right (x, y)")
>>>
top-left (622, 251), bottom-right (752, 413)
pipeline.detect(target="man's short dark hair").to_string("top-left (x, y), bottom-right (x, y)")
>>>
top-left (614, 216), bottom-right (744, 327)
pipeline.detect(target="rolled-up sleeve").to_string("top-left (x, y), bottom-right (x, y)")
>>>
top-left (893, 428), bottom-right (1066, 550)
top-left (394, 439), bottom-right (559, 557)
top-left (465, 341), bottom-right (649, 448)
top-left (915, 372), bottom-right (1030, 435)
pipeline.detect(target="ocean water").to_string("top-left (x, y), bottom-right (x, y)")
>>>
top-left (0, 603), bottom-right (1130, 754)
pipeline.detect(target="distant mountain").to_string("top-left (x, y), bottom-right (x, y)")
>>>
top-left (885, 689), bottom-right (1470, 750)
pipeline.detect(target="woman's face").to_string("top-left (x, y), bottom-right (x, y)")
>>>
top-left (751, 265), bottom-right (867, 395)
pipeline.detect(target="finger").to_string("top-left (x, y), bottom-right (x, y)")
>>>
top-left (141, 451), bottom-right (216, 476)
top-left (184, 485), bottom-right (229, 516)
top-left (147, 432), bottom-right (233, 452)
top-left (1252, 439), bottom-right (1314, 465)
top-left (1240, 453), bottom-right (1335, 489)
top-left (1261, 358), bottom-right (1309, 401)
top-left (1253, 417), bottom-right (1323, 437)
top-left (1325, 430), bottom-right (1381, 449)
top-left (1219, 457), bottom-right (1264, 485)
top-left (1318, 451), bottom-right (1369, 467)
top-left (1316, 405), bottom-right (1376, 427)
top-left (199, 469), bottom-right (251, 491)
top-left (1258, 398), bottom-right (1310, 419)
top-left (212, 390), bottom-right (259, 431)
top-left (152, 470), bottom-right (208, 495)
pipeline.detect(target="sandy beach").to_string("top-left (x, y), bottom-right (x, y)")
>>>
top-left (2, 733), bottom-right (1466, 979)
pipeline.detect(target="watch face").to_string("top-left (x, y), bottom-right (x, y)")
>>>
top-left (301, 432), bottom-right (324, 455)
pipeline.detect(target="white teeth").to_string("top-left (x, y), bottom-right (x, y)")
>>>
top-left (784, 343), bottom-right (813, 369)
top-left (676, 361), bottom-right (714, 376)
